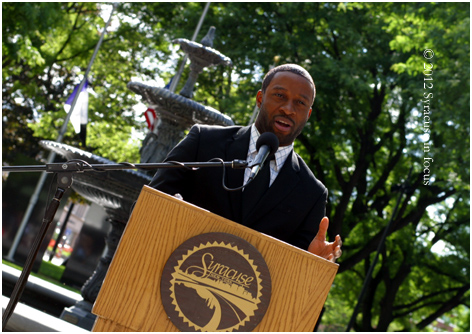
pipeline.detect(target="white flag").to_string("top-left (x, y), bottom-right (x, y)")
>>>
top-left (64, 80), bottom-right (89, 134)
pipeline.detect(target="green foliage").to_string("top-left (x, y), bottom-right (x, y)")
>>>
top-left (38, 260), bottom-right (65, 281)
top-left (3, 2), bottom-right (469, 331)
top-left (86, 121), bottom-right (141, 163)
top-left (2, 2), bottom-right (174, 163)
top-left (2, 259), bottom-right (80, 294)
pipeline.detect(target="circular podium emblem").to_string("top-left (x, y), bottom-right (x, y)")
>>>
top-left (161, 232), bottom-right (271, 332)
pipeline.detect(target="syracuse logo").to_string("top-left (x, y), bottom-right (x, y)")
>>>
top-left (160, 232), bottom-right (271, 332)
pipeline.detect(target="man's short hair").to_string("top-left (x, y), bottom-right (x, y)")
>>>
top-left (261, 64), bottom-right (316, 104)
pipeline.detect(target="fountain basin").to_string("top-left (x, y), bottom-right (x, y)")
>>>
top-left (40, 141), bottom-right (151, 223)
top-left (127, 82), bottom-right (234, 128)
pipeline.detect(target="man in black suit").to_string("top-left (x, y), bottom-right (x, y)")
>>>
top-left (149, 64), bottom-right (342, 262)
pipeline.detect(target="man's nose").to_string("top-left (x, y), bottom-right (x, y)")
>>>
top-left (280, 100), bottom-right (296, 115)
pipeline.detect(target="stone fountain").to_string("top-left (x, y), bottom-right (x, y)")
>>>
top-left (134, 27), bottom-right (233, 164)
top-left (40, 27), bottom-right (234, 330)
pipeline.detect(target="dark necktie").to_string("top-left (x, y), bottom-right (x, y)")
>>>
top-left (242, 160), bottom-right (271, 219)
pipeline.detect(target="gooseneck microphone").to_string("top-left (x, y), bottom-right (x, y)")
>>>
top-left (248, 132), bottom-right (279, 181)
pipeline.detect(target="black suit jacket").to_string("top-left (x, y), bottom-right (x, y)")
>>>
top-left (149, 124), bottom-right (328, 250)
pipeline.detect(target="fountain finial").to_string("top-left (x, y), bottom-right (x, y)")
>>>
top-left (200, 26), bottom-right (216, 47)
top-left (173, 27), bottom-right (232, 99)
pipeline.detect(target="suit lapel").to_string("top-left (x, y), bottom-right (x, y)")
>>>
top-left (244, 150), bottom-right (301, 226)
top-left (225, 126), bottom-right (251, 223)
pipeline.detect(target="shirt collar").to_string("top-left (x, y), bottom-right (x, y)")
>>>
top-left (248, 124), bottom-right (293, 172)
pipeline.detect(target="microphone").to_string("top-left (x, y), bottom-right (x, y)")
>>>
top-left (248, 132), bottom-right (279, 181)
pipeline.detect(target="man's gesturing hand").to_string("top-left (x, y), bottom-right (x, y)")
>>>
top-left (307, 217), bottom-right (342, 262)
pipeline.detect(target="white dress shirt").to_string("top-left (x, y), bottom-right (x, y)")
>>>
top-left (243, 124), bottom-right (293, 187)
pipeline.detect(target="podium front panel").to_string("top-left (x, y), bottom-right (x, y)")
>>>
top-left (92, 186), bottom-right (338, 332)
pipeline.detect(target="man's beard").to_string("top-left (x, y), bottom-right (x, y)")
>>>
top-left (255, 104), bottom-right (306, 147)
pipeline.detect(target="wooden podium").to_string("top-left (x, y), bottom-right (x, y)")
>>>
top-left (92, 186), bottom-right (338, 332)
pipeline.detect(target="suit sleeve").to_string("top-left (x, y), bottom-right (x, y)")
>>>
top-left (148, 125), bottom-right (201, 199)
top-left (287, 184), bottom-right (328, 250)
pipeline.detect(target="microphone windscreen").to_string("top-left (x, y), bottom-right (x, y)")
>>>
top-left (256, 132), bottom-right (279, 155)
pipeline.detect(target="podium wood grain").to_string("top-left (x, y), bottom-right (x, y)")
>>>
top-left (92, 185), bottom-right (338, 332)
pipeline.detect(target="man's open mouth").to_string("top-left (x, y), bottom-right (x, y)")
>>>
top-left (274, 117), bottom-right (292, 131)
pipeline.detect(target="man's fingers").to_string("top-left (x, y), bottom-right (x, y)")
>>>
top-left (315, 217), bottom-right (329, 241)
top-left (334, 245), bottom-right (342, 259)
top-left (328, 253), bottom-right (334, 262)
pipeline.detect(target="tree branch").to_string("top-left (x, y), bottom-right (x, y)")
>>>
top-left (393, 286), bottom-right (468, 314)
top-left (55, 4), bottom-right (84, 60)
top-left (415, 284), bottom-right (470, 330)
top-left (56, 36), bottom-right (116, 63)
top-left (394, 301), bottom-right (443, 318)
top-left (431, 194), bottom-right (462, 244)
top-left (339, 184), bottom-right (454, 274)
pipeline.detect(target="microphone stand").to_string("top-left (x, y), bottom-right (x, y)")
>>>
top-left (1, 159), bottom-right (248, 173)
top-left (2, 159), bottom-right (248, 330)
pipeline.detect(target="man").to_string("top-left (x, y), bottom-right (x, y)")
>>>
top-left (149, 64), bottom-right (342, 262)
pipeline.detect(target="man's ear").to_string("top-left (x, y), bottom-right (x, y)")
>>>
top-left (308, 108), bottom-right (312, 118)
top-left (256, 90), bottom-right (263, 108)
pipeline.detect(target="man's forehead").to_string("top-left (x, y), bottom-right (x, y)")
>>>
top-left (271, 71), bottom-right (313, 94)
top-left (272, 70), bottom-right (313, 83)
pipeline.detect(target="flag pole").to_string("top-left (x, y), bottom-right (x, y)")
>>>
top-left (168, 2), bottom-right (211, 93)
top-left (5, 3), bottom-right (118, 262)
